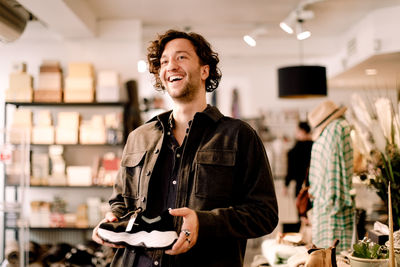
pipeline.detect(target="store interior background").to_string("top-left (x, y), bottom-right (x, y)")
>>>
top-left (1, 0), bottom-right (400, 265)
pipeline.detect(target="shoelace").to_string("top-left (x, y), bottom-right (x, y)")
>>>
top-left (125, 207), bottom-right (143, 232)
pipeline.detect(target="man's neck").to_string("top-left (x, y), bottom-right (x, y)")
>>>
top-left (171, 98), bottom-right (207, 145)
top-left (172, 99), bottom-right (207, 130)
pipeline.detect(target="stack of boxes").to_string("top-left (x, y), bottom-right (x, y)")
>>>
top-left (32, 110), bottom-right (54, 144)
top-left (64, 62), bottom-right (95, 102)
top-left (31, 152), bottom-right (50, 186)
top-left (35, 60), bottom-right (63, 102)
top-left (79, 115), bottom-right (106, 144)
top-left (5, 63), bottom-right (33, 102)
top-left (10, 109), bottom-right (32, 140)
top-left (66, 166), bottom-right (92, 186)
top-left (96, 70), bottom-right (124, 102)
top-left (48, 145), bottom-right (67, 186)
top-left (6, 61), bottom-right (126, 103)
top-left (55, 112), bottom-right (80, 144)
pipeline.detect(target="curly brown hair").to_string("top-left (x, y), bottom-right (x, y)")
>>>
top-left (147, 29), bottom-right (222, 92)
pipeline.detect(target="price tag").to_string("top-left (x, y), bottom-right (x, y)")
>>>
top-left (0, 145), bottom-right (13, 164)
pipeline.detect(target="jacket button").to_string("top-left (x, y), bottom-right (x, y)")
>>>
top-left (141, 197), bottom-right (146, 202)
top-left (154, 148), bottom-right (160, 154)
top-left (146, 170), bottom-right (151, 176)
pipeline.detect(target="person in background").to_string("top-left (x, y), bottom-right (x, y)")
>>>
top-left (92, 29), bottom-right (278, 267)
top-left (283, 121), bottom-right (313, 198)
top-left (307, 100), bottom-right (354, 252)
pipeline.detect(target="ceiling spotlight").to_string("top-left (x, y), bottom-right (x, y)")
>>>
top-left (295, 18), bottom-right (311, 40)
top-left (297, 30), bottom-right (311, 40)
top-left (365, 69), bottom-right (378, 75)
top-left (279, 0), bottom-right (319, 38)
top-left (243, 35), bottom-right (256, 47)
top-left (280, 22), bottom-right (294, 34)
top-left (243, 27), bottom-right (268, 47)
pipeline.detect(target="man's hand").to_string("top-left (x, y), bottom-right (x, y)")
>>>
top-left (165, 207), bottom-right (199, 255)
top-left (282, 186), bottom-right (289, 196)
top-left (92, 212), bottom-right (125, 248)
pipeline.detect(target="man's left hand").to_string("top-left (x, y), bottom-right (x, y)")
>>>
top-left (165, 207), bottom-right (199, 255)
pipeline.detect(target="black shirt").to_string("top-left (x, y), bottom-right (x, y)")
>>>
top-left (135, 115), bottom-right (190, 267)
top-left (285, 140), bottom-right (313, 197)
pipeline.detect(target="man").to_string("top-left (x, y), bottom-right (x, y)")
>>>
top-left (284, 121), bottom-right (313, 198)
top-left (93, 29), bottom-right (278, 267)
top-left (308, 100), bottom-right (354, 252)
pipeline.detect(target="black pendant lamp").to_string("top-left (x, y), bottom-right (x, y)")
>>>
top-left (277, 18), bottom-right (327, 98)
top-left (278, 65), bottom-right (327, 98)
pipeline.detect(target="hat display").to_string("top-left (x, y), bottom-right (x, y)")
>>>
top-left (308, 100), bottom-right (347, 141)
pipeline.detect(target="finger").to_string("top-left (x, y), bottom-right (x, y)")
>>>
top-left (105, 212), bottom-right (118, 222)
top-left (92, 227), bottom-right (103, 244)
top-left (169, 207), bottom-right (190, 217)
top-left (165, 239), bottom-right (189, 255)
top-left (165, 232), bottom-right (192, 255)
top-left (92, 227), bottom-right (125, 248)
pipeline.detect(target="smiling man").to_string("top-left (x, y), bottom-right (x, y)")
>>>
top-left (93, 29), bottom-right (278, 267)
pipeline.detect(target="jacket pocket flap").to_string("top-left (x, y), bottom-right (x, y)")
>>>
top-left (121, 151), bottom-right (146, 167)
top-left (196, 150), bottom-right (235, 166)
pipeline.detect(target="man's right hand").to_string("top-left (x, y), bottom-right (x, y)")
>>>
top-left (92, 212), bottom-right (125, 248)
top-left (282, 186), bottom-right (288, 196)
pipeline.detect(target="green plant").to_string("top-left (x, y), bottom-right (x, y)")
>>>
top-left (353, 238), bottom-right (389, 259)
top-left (350, 94), bottom-right (400, 230)
top-left (370, 145), bottom-right (400, 230)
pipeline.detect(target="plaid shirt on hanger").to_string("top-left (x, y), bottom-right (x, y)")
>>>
top-left (309, 118), bottom-right (355, 252)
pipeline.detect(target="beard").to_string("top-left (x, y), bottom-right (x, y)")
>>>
top-left (166, 77), bottom-right (200, 103)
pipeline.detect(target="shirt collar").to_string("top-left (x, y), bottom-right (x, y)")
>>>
top-left (150, 104), bottom-right (224, 130)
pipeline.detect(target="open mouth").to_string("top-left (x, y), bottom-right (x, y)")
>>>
top-left (168, 75), bottom-right (183, 82)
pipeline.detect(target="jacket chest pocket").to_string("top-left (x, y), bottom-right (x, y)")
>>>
top-left (194, 150), bottom-right (236, 200)
top-left (121, 151), bottom-right (146, 200)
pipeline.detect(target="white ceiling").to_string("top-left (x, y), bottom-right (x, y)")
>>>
top-left (83, 0), bottom-right (400, 41)
top-left (17, 0), bottom-right (400, 43)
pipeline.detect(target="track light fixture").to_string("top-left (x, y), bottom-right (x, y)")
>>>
top-left (296, 19), bottom-right (311, 40)
top-left (243, 27), bottom-right (268, 47)
top-left (279, 0), bottom-right (325, 39)
top-left (279, 10), bottom-right (297, 34)
top-left (280, 9), bottom-right (314, 39)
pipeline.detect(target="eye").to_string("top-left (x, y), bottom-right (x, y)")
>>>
top-left (178, 55), bottom-right (186, 60)
top-left (161, 59), bottom-right (168, 65)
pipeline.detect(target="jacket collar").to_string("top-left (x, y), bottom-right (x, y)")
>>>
top-left (149, 105), bottom-right (224, 130)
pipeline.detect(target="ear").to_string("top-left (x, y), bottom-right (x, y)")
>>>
top-left (200, 65), bottom-right (210, 81)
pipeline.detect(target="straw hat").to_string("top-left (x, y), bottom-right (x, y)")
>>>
top-left (308, 100), bottom-right (347, 141)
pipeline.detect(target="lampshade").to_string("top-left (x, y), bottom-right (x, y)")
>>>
top-left (278, 65), bottom-right (327, 98)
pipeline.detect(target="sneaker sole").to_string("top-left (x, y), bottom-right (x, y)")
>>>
top-left (98, 228), bottom-right (178, 248)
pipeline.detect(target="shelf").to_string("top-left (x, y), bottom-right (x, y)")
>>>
top-left (5, 101), bottom-right (127, 107)
top-left (30, 185), bottom-right (113, 189)
top-left (5, 182), bottom-right (113, 188)
top-left (7, 226), bottom-right (94, 231)
top-left (31, 227), bottom-right (94, 231)
top-left (31, 143), bottom-right (124, 147)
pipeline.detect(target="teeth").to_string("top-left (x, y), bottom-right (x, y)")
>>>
top-left (168, 76), bottom-right (183, 82)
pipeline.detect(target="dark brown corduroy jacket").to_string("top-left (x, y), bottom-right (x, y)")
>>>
top-left (109, 105), bottom-right (278, 267)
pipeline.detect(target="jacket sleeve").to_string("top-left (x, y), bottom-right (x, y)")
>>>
top-left (108, 166), bottom-right (128, 218)
top-left (195, 124), bottom-right (279, 242)
top-left (108, 133), bottom-right (132, 218)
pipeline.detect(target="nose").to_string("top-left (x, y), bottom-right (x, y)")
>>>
top-left (165, 58), bottom-right (178, 71)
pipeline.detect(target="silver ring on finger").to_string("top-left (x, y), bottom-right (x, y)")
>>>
top-left (181, 229), bottom-right (191, 237)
